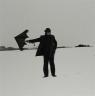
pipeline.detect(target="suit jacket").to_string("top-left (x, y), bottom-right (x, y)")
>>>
top-left (29, 34), bottom-right (57, 56)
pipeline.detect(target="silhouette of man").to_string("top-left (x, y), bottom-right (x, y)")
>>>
top-left (26, 28), bottom-right (57, 77)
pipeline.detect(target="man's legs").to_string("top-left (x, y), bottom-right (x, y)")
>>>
top-left (43, 56), bottom-right (49, 77)
top-left (49, 54), bottom-right (56, 76)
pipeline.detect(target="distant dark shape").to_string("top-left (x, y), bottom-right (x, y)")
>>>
top-left (75, 44), bottom-right (91, 47)
top-left (26, 28), bottom-right (57, 77)
top-left (14, 29), bottom-right (29, 51)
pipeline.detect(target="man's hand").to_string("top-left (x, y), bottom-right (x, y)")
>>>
top-left (25, 40), bottom-right (31, 43)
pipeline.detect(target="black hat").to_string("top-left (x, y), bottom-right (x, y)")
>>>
top-left (44, 28), bottom-right (51, 33)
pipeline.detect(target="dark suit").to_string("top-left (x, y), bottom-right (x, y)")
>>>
top-left (28, 34), bottom-right (57, 76)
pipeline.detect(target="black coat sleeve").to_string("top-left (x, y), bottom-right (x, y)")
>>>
top-left (52, 35), bottom-right (57, 49)
top-left (27, 37), bottom-right (41, 43)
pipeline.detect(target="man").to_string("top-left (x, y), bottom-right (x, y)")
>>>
top-left (26, 28), bottom-right (57, 77)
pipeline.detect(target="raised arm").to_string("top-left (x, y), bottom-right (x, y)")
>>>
top-left (26, 37), bottom-right (41, 43)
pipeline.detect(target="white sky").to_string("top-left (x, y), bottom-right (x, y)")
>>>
top-left (0, 0), bottom-right (95, 47)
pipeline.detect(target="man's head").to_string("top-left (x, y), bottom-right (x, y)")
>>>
top-left (44, 28), bottom-right (51, 35)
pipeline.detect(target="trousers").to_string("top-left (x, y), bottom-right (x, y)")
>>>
top-left (43, 54), bottom-right (55, 76)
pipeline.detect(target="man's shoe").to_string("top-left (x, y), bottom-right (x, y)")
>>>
top-left (52, 75), bottom-right (56, 77)
top-left (43, 76), bottom-right (48, 78)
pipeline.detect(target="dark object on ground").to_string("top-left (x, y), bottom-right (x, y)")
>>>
top-left (75, 44), bottom-right (91, 47)
top-left (14, 30), bottom-right (29, 51)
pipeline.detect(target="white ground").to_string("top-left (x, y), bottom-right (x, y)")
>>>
top-left (0, 47), bottom-right (95, 96)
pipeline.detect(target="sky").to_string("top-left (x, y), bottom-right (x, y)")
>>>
top-left (0, 0), bottom-right (95, 47)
